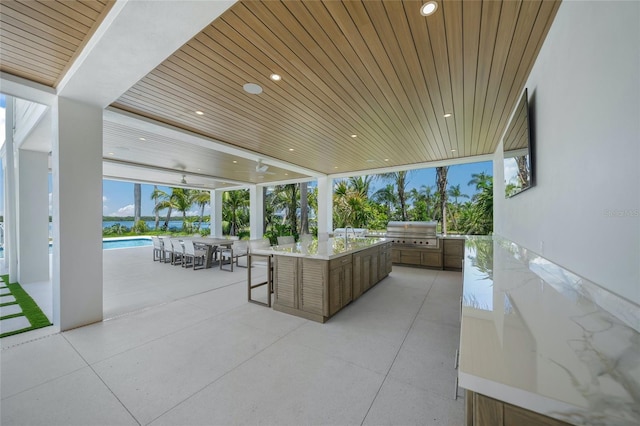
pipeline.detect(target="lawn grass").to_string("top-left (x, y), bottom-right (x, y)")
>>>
top-left (0, 274), bottom-right (52, 338)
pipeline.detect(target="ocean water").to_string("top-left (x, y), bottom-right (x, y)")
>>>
top-left (0, 238), bottom-right (153, 258)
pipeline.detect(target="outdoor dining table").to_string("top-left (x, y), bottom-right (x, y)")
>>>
top-left (181, 237), bottom-right (233, 269)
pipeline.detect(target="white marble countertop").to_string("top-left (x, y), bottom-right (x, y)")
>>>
top-left (459, 236), bottom-right (640, 425)
top-left (251, 237), bottom-right (388, 260)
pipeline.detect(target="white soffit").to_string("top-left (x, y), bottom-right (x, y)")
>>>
top-left (58, 0), bottom-right (236, 107)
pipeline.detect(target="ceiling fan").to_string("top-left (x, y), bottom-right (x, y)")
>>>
top-left (235, 159), bottom-right (276, 176)
top-left (179, 174), bottom-right (206, 187)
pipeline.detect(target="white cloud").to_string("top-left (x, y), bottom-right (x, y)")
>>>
top-left (103, 196), bottom-right (108, 202)
top-left (108, 204), bottom-right (135, 217)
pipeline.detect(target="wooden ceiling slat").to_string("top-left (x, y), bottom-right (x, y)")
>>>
top-left (441, 0), bottom-right (465, 156)
top-left (220, 3), bottom-right (416, 164)
top-left (404, 1), bottom-right (453, 159)
top-left (461, 0), bottom-right (482, 157)
top-left (0, 63), bottom-right (56, 86)
top-left (182, 32), bottom-right (351, 150)
top-left (322, 0), bottom-right (426, 161)
top-left (1, 2), bottom-right (86, 46)
top-left (1, 39), bottom-right (69, 68)
top-left (0, 47), bottom-right (66, 77)
top-left (39, 0), bottom-right (101, 24)
top-left (368, 0), bottom-right (441, 160)
top-left (485, 0), bottom-right (559, 149)
top-left (279, 1), bottom-right (404, 155)
top-left (282, 1), bottom-right (422, 160)
top-left (239, 1), bottom-right (419, 161)
top-left (339, 0), bottom-right (432, 159)
top-left (471, 0), bottom-right (502, 156)
top-left (0, 22), bottom-right (75, 58)
top-left (420, 0), bottom-right (459, 158)
top-left (476, 0), bottom-right (522, 155)
top-left (23, 0), bottom-right (93, 34)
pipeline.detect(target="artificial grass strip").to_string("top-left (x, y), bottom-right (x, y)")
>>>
top-left (0, 274), bottom-right (52, 338)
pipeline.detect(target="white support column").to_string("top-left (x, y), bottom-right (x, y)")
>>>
top-left (316, 176), bottom-right (333, 242)
top-left (249, 185), bottom-right (264, 239)
top-left (17, 149), bottom-right (50, 284)
top-left (3, 96), bottom-right (18, 282)
top-left (51, 97), bottom-right (103, 331)
top-left (210, 189), bottom-right (223, 237)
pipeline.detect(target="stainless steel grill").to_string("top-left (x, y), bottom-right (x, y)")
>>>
top-left (386, 221), bottom-right (439, 248)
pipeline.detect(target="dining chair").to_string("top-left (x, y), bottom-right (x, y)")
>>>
top-left (169, 238), bottom-right (184, 266)
top-left (183, 240), bottom-right (206, 270)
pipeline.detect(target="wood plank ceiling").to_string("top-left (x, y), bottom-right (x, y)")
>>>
top-left (1, 0), bottom-right (561, 182)
top-left (0, 0), bottom-right (114, 87)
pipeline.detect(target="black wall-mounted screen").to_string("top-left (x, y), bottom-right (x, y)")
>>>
top-left (503, 89), bottom-right (534, 197)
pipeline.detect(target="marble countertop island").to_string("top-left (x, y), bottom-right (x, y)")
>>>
top-left (459, 236), bottom-right (639, 425)
top-left (251, 237), bottom-right (389, 260)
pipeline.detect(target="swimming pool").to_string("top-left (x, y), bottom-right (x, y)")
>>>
top-left (0, 238), bottom-right (152, 258)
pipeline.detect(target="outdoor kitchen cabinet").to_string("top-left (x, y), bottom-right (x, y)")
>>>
top-left (378, 242), bottom-right (392, 280)
top-left (328, 255), bottom-right (352, 316)
top-left (353, 245), bottom-right (381, 298)
top-left (443, 238), bottom-right (464, 271)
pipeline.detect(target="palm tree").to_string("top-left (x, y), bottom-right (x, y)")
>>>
top-left (373, 184), bottom-right (397, 220)
top-left (447, 184), bottom-right (468, 206)
top-left (191, 190), bottom-right (210, 231)
top-left (151, 185), bottom-right (161, 230)
top-left (273, 184), bottom-right (299, 236)
top-left (223, 189), bottom-right (250, 236)
top-left (379, 171), bottom-right (410, 221)
top-left (153, 188), bottom-right (174, 230)
top-left (468, 172), bottom-right (491, 200)
top-left (171, 188), bottom-right (193, 230)
top-left (349, 175), bottom-right (373, 198)
top-left (435, 166), bottom-right (449, 234)
top-left (133, 183), bottom-right (141, 225)
top-left (299, 182), bottom-right (309, 235)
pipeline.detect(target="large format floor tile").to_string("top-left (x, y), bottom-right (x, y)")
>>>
top-left (363, 377), bottom-right (465, 426)
top-left (92, 317), bottom-right (280, 424)
top-left (1, 367), bottom-right (138, 426)
top-left (151, 341), bottom-right (385, 426)
top-left (1, 334), bottom-right (87, 399)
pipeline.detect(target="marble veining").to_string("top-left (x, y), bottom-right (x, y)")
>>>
top-left (251, 237), bottom-right (388, 260)
top-left (459, 236), bottom-right (640, 426)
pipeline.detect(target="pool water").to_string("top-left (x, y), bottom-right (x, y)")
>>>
top-left (0, 238), bottom-right (152, 258)
top-left (103, 239), bottom-right (152, 249)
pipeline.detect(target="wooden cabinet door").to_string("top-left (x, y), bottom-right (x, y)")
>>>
top-left (370, 253), bottom-right (378, 288)
top-left (362, 256), bottom-right (371, 291)
top-left (300, 258), bottom-right (326, 315)
top-left (342, 263), bottom-right (353, 307)
top-left (274, 256), bottom-right (297, 308)
top-left (352, 253), bottom-right (363, 299)
top-left (328, 267), bottom-right (341, 316)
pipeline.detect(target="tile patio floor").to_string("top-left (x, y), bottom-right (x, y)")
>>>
top-left (0, 247), bottom-right (464, 425)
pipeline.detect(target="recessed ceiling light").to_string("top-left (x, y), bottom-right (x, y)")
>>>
top-left (270, 73), bottom-right (281, 81)
top-left (334, 166), bottom-right (339, 169)
top-left (243, 83), bottom-right (263, 94)
top-left (138, 137), bottom-right (146, 141)
top-left (233, 160), bottom-right (238, 164)
top-left (289, 148), bottom-right (294, 151)
top-left (351, 134), bottom-right (357, 138)
top-left (284, 173), bottom-right (289, 176)
top-left (195, 110), bottom-right (204, 115)
top-left (451, 149), bottom-right (456, 152)
top-left (420, 1), bottom-right (438, 16)
top-left (108, 152), bottom-right (115, 156)
top-left (444, 113), bottom-right (452, 118)
top-left (384, 158), bottom-right (390, 162)
top-left (197, 168), bottom-right (201, 171)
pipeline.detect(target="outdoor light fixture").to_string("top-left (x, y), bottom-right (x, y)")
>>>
top-left (420, 1), bottom-right (438, 16)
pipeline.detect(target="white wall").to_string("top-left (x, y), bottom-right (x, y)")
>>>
top-left (17, 149), bottom-right (50, 284)
top-left (494, 0), bottom-right (640, 304)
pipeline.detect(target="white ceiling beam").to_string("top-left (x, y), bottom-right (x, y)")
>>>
top-left (58, 0), bottom-right (236, 107)
top-left (104, 107), bottom-right (326, 178)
